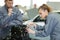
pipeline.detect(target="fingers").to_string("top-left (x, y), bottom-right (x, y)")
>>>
top-left (8, 8), bottom-right (13, 16)
top-left (26, 22), bottom-right (36, 34)
top-left (26, 28), bottom-right (35, 34)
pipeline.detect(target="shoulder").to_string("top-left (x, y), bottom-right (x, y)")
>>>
top-left (0, 6), bottom-right (5, 12)
top-left (13, 7), bottom-right (21, 13)
top-left (47, 12), bottom-right (60, 22)
top-left (48, 12), bottom-right (59, 18)
top-left (13, 7), bottom-right (22, 15)
top-left (0, 6), bottom-right (5, 15)
top-left (13, 7), bottom-right (19, 11)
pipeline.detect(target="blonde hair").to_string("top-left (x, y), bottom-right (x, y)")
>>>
top-left (38, 4), bottom-right (52, 12)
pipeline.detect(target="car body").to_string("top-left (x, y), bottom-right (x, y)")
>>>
top-left (23, 14), bottom-right (45, 26)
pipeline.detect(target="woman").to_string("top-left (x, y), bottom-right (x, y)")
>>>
top-left (27, 4), bottom-right (60, 40)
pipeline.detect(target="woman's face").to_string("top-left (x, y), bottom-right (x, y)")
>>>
top-left (38, 9), bottom-right (48, 19)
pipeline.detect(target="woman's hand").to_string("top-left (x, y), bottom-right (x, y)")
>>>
top-left (26, 22), bottom-right (36, 34)
top-left (26, 28), bottom-right (35, 34)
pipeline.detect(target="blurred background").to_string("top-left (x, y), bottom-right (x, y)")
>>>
top-left (0, 0), bottom-right (60, 21)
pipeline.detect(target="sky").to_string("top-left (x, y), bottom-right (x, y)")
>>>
top-left (0, 0), bottom-right (60, 8)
